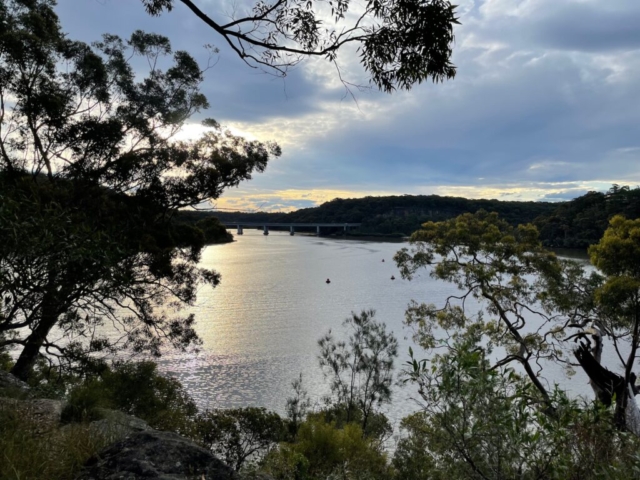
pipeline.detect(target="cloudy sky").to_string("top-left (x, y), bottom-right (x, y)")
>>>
top-left (55, 0), bottom-right (640, 211)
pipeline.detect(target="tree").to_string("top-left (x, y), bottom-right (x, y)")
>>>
top-left (0, 0), bottom-right (280, 379)
top-left (395, 210), bottom-right (640, 435)
top-left (140, 0), bottom-right (459, 92)
top-left (584, 215), bottom-right (640, 432)
top-left (317, 309), bottom-right (397, 435)
top-left (394, 211), bottom-right (569, 408)
top-left (397, 332), bottom-right (640, 480)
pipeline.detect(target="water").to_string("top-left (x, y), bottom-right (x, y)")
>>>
top-left (158, 230), bottom-right (598, 427)
top-left (158, 231), bottom-right (443, 425)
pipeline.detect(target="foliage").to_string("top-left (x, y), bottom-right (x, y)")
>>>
top-left (285, 373), bottom-right (312, 439)
top-left (308, 406), bottom-right (392, 448)
top-left (318, 309), bottom-right (398, 435)
top-left (395, 209), bottom-right (640, 435)
top-left (397, 334), bottom-right (640, 480)
top-left (586, 215), bottom-right (640, 427)
top-left (0, 0), bottom-right (280, 379)
top-left (211, 193), bottom-right (558, 237)
top-left (62, 361), bottom-right (197, 433)
top-left (535, 185), bottom-right (640, 248)
top-left (176, 211), bottom-right (233, 244)
top-left (261, 416), bottom-right (391, 480)
top-left (394, 210), bottom-right (569, 406)
top-left (195, 407), bottom-right (287, 471)
top-left (141, 0), bottom-right (459, 92)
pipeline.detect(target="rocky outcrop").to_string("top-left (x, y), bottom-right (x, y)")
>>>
top-left (0, 397), bottom-right (64, 432)
top-left (77, 430), bottom-right (238, 480)
top-left (0, 369), bottom-right (31, 395)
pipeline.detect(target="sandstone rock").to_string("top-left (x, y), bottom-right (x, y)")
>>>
top-left (77, 429), bottom-right (238, 480)
top-left (0, 370), bottom-right (30, 396)
top-left (88, 409), bottom-right (152, 441)
top-left (0, 397), bottom-right (64, 432)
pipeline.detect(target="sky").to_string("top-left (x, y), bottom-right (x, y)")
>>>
top-left (55, 0), bottom-right (640, 212)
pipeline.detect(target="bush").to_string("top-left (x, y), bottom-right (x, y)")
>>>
top-left (62, 361), bottom-right (197, 433)
top-left (262, 416), bottom-right (391, 480)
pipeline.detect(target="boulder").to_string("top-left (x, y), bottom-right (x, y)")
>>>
top-left (89, 409), bottom-right (151, 443)
top-left (77, 429), bottom-right (238, 480)
top-left (0, 397), bottom-right (64, 431)
top-left (0, 369), bottom-right (30, 396)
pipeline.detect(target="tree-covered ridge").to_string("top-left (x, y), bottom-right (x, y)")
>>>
top-left (212, 185), bottom-right (640, 246)
top-left (212, 194), bottom-right (558, 236)
top-left (534, 185), bottom-right (640, 248)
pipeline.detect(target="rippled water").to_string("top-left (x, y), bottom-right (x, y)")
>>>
top-left (158, 230), bottom-right (596, 426)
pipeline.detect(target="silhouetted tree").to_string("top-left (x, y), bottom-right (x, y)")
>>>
top-left (0, 0), bottom-right (280, 380)
top-left (141, 0), bottom-right (460, 92)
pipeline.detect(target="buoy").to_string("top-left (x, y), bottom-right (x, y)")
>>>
top-left (326, 278), bottom-right (331, 284)
top-left (390, 275), bottom-right (395, 280)
top-left (382, 259), bottom-right (385, 262)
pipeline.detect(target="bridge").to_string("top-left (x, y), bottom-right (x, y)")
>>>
top-left (220, 221), bottom-right (362, 236)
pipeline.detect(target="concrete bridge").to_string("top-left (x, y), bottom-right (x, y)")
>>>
top-left (221, 222), bottom-right (362, 236)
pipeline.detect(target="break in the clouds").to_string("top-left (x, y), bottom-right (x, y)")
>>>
top-left (55, 0), bottom-right (640, 211)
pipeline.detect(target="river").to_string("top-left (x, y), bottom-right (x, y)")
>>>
top-left (158, 230), bottom-right (594, 429)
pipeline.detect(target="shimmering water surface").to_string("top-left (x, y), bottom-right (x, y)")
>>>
top-left (158, 230), bottom-right (594, 426)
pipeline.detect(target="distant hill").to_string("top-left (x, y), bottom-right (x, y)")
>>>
top-left (192, 186), bottom-right (640, 248)
top-left (534, 185), bottom-right (640, 248)
top-left (208, 194), bottom-right (556, 237)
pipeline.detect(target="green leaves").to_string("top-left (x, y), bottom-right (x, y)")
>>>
top-left (317, 310), bottom-right (398, 435)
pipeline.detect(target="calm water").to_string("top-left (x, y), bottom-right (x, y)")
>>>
top-left (158, 230), bottom-right (597, 427)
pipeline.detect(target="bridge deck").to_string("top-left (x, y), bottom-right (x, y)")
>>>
top-left (221, 222), bottom-right (361, 227)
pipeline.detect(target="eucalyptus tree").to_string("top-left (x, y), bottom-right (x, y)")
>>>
top-left (140, 0), bottom-right (460, 92)
top-left (395, 210), bottom-right (640, 435)
top-left (582, 215), bottom-right (640, 432)
top-left (394, 211), bottom-right (574, 407)
top-left (0, 0), bottom-right (280, 379)
top-left (318, 309), bottom-right (398, 436)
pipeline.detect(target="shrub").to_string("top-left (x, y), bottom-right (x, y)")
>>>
top-left (262, 416), bottom-right (390, 480)
top-left (62, 361), bottom-right (197, 433)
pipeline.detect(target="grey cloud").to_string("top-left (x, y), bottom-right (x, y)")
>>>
top-left (468, 0), bottom-right (640, 54)
top-left (53, 0), bottom-right (640, 204)
top-left (55, 0), bottom-right (337, 124)
top-left (533, 2), bottom-right (640, 52)
top-left (540, 189), bottom-right (592, 202)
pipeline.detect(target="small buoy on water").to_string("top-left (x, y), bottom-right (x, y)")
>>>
top-left (326, 278), bottom-right (331, 284)
top-left (390, 275), bottom-right (395, 280)
top-left (382, 259), bottom-right (385, 262)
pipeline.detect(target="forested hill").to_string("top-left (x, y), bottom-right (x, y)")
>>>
top-left (534, 185), bottom-right (640, 248)
top-left (202, 186), bottom-right (640, 248)
top-left (210, 194), bottom-right (557, 237)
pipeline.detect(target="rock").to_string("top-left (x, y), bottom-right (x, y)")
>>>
top-left (88, 409), bottom-right (152, 441)
top-left (77, 429), bottom-right (238, 480)
top-left (0, 370), bottom-right (30, 396)
top-left (0, 397), bottom-right (64, 432)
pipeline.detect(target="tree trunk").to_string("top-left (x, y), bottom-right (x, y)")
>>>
top-left (10, 294), bottom-right (59, 381)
